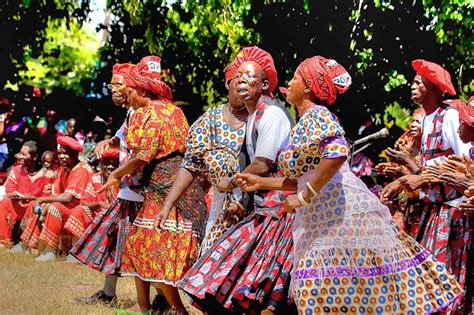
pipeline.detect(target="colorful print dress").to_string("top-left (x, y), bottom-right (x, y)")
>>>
top-left (180, 97), bottom-right (295, 313)
top-left (279, 104), bottom-right (461, 314)
top-left (181, 103), bottom-right (246, 253)
top-left (120, 101), bottom-right (207, 285)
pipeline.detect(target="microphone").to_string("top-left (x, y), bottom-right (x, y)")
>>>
top-left (353, 128), bottom-right (389, 146)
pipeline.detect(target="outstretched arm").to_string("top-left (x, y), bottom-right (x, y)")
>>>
top-left (98, 157), bottom-right (146, 193)
top-left (236, 157), bottom-right (346, 212)
top-left (154, 168), bottom-right (197, 229)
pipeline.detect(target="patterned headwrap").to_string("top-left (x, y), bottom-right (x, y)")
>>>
top-left (412, 59), bottom-right (456, 96)
top-left (125, 56), bottom-right (173, 101)
top-left (224, 46), bottom-right (278, 95)
top-left (444, 97), bottom-right (474, 127)
top-left (112, 63), bottom-right (134, 77)
top-left (296, 56), bottom-right (352, 105)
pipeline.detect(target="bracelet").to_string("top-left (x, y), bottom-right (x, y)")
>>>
top-left (306, 182), bottom-right (318, 197)
top-left (297, 191), bottom-right (309, 207)
top-left (229, 176), bottom-right (237, 188)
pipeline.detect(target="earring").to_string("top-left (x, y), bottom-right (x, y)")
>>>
top-left (304, 88), bottom-right (311, 93)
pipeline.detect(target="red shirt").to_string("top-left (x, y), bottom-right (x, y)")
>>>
top-left (52, 161), bottom-right (93, 207)
top-left (81, 172), bottom-right (118, 211)
top-left (5, 165), bottom-right (53, 197)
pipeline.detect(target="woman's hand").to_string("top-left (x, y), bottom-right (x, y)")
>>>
top-left (399, 174), bottom-right (428, 191)
top-left (385, 147), bottom-right (411, 165)
top-left (94, 138), bottom-right (114, 158)
top-left (283, 194), bottom-right (301, 213)
top-left (438, 173), bottom-right (469, 192)
top-left (217, 178), bottom-right (234, 192)
top-left (225, 202), bottom-right (244, 219)
top-left (97, 174), bottom-right (120, 194)
top-left (380, 180), bottom-right (403, 205)
top-left (154, 207), bottom-right (172, 231)
top-left (233, 173), bottom-right (262, 192)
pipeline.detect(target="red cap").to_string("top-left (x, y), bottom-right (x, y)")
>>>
top-left (224, 46), bottom-right (278, 95)
top-left (101, 148), bottom-right (120, 160)
top-left (57, 136), bottom-right (83, 152)
top-left (412, 59), bottom-right (456, 96)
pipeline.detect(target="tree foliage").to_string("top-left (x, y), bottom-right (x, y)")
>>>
top-left (0, 0), bottom-right (90, 92)
top-left (1, 0), bottom-right (472, 158)
top-left (17, 19), bottom-right (100, 95)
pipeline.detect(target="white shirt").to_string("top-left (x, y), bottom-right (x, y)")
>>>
top-left (245, 97), bottom-right (293, 162)
top-left (115, 109), bottom-right (144, 202)
top-left (421, 107), bottom-right (471, 163)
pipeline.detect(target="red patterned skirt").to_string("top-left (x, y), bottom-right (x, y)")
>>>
top-left (120, 156), bottom-right (207, 285)
top-left (69, 198), bottom-right (141, 275)
top-left (405, 202), bottom-right (473, 313)
top-left (179, 212), bottom-right (294, 313)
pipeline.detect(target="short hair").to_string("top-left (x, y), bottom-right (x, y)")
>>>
top-left (41, 150), bottom-right (55, 160)
top-left (23, 141), bottom-right (38, 156)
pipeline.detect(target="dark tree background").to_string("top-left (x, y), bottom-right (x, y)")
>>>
top-left (0, 0), bottom-right (472, 162)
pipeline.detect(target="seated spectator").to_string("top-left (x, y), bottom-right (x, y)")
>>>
top-left (63, 149), bottom-right (119, 261)
top-left (0, 141), bottom-right (56, 247)
top-left (10, 136), bottom-right (92, 260)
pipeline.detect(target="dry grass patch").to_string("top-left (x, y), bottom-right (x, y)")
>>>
top-left (0, 249), bottom-right (136, 314)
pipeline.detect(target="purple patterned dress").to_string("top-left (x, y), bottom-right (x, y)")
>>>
top-left (279, 104), bottom-right (461, 314)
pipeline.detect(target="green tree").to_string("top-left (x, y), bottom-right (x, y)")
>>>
top-left (0, 0), bottom-right (91, 92)
top-left (17, 18), bottom-right (100, 95)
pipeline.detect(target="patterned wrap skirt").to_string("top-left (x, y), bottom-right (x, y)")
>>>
top-left (404, 199), bottom-right (473, 313)
top-left (199, 187), bottom-right (242, 255)
top-left (179, 211), bottom-right (294, 312)
top-left (70, 198), bottom-right (141, 275)
top-left (120, 156), bottom-right (207, 285)
top-left (292, 164), bottom-right (462, 314)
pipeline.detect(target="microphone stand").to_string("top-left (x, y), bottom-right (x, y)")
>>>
top-left (352, 143), bottom-right (372, 156)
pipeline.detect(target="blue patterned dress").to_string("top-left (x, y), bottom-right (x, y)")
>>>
top-left (181, 103), bottom-right (246, 253)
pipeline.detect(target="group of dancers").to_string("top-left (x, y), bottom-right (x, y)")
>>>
top-left (1, 45), bottom-right (472, 314)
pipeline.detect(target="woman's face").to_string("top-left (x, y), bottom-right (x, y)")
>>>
top-left (227, 79), bottom-right (246, 111)
top-left (408, 112), bottom-right (424, 137)
top-left (17, 145), bottom-right (33, 166)
top-left (286, 71), bottom-right (306, 106)
top-left (458, 123), bottom-right (474, 143)
top-left (126, 86), bottom-right (146, 110)
top-left (109, 74), bottom-right (128, 107)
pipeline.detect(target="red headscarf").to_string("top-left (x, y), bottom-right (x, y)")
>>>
top-left (412, 59), bottom-right (456, 96)
top-left (297, 56), bottom-right (352, 105)
top-left (224, 46), bottom-right (278, 95)
top-left (126, 56), bottom-right (173, 101)
top-left (57, 136), bottom-right (83, 152)
top-left (445, 97), bottom-right (474, 127)
top-left (112, 63), bottom-right (134, 78)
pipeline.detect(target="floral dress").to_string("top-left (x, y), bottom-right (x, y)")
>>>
top-left (279, 104), bottom-right (461, 314)
top-left (120, 101), bottom-right (207, 285)
top-left (181, 103), bottom-right (246, 253)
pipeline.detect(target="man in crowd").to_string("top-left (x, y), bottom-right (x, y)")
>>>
top-left (381, 59), bottom-right (471, 312)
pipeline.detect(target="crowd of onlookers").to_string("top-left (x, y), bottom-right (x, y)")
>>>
top-left (0, 96), bottom-right (117, 176)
